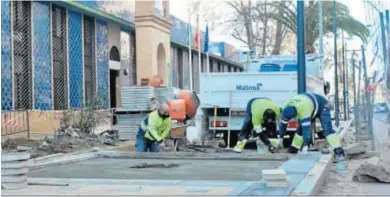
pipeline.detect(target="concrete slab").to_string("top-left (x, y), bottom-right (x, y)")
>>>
top-left (2, 178), bottom-right (255, 196)
top-left (28, 158), bottom-right (283, 181)
top-left (4, 119), bottom-right (355, 196)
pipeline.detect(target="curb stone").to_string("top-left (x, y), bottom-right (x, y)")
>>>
top-left (290, 118), bottom-right (354, 196)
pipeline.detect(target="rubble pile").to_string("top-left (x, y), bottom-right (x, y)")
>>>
top-left (353, 158), bottom-right (390, 183)
top-left (2, 127), bottom-right (120, 159)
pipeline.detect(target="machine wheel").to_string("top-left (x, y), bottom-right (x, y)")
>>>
top-left (223, 131), bottom-right (238, 148)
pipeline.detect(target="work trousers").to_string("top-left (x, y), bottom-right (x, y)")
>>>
top-left (237, 98), bottom-right (277, 145)
top-left (135, 127), bottom-right (160, 153)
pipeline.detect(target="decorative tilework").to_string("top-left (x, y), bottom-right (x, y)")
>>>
top-left (68, 10), bottom-right (83, 109)
top-left (76, 1), bottom-right (135, 23)
top-left (96, 20), bottom-right (109, 108)
top-left (32, 1), bottom-right (52, 110)
top-left (1, 1), bottom-right (13, 111)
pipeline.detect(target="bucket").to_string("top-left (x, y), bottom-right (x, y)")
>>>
top-left (259, 64), bottom-right (281, 72)
top-left (283, 64), bottom-right (297, 71)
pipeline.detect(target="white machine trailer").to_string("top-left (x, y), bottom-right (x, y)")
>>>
top-left (197, 54), bottom-right (329, 147)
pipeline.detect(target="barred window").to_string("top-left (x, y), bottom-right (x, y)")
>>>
top-left (130, 32), bottom-right (136, 85)
top-left (83, 15), bottom-right (96, 105)
top-left (177, 48), bottom-right (183, 88)
top-left (13, 1), bottom-right (32, 110)
top-left (51, 5), bottom-right (68, 110)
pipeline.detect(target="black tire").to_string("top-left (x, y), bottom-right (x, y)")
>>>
top-left (223, 131), bottom-right (238, 148)
top-left (316, 131), bottom-right (325, 139)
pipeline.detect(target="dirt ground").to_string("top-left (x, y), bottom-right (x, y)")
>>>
top-left (319, 122), bottom-right (390, 195)
top-left (1, 135), bottom-right (102, 159)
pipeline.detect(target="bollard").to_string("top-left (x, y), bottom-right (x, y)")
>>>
top-left (1, 151), bottom-right (31, 190)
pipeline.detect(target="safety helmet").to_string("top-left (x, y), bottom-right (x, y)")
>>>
top-left (282, 106), bottom-right (297, 120)
top-left (263, 109), bottom-right (276, 123)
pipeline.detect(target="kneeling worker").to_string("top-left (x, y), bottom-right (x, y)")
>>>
top-left (135, 104), bottom-right (172, 152)
top-left (234, 97), bottom-right (281, 153)
top-left (279, 92), bottom-right (345, 161)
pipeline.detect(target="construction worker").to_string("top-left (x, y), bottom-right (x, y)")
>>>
top-left (279, 92), bottom-right (345, 161)
top-left (234, 97), bottom-right (281, 153)
top-left (135, 104), bottom-right (172, 153)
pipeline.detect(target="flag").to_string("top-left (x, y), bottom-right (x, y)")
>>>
top-left (367, 77), bottom-right (384, 92)
top-left (194, 15), bottom-right (199, 48)
top-left (204, 23), bottom-right (209, 53)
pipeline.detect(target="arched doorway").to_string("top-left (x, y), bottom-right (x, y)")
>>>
top-left (109, 46), bottom-right (120, 124)
top-left (157, 43), bottom-right (166, 83)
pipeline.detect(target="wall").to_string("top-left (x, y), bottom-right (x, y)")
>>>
top-left (32, 1), bottom-right (52, 110)
top-left (1, 1), bottom-right (12, 110)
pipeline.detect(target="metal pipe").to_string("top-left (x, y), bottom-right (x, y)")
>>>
top-left (318, 0), bottom-right (324, 79)
top-left (352, 52), bottom-right (358, 139)
top-left (345, 41), bottom-right (350, 119)
top-left (380, 12), bottom-right (389, 87)
top-left (333, 0), bottom-right (340, 127)
top-left (386, 10), bottom-right (390, 32)
top-left (356, 61), bottom-right (362, 141)
top-left (361, 45), bottom-right (375, 150)
top-left (297, 0), bottom-right (306, 93)
top-left (342, 31), bottom-right (347, 121)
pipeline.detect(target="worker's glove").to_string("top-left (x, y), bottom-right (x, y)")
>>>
top-left (268, 145), bottom-right (277, 153)
top-left (254, 125), bottom-right (263, 134)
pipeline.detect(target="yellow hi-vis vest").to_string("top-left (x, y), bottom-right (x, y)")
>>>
top-left (140, 110), bottom-right (172, 142)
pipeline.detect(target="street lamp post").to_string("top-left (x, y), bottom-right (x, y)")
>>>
top-left (297, 0), bottom-right (306, 93)
top-left (333, 0), bottom-right (340, 127)
top-left (361, 45), bottom-right (375, 150)
top-left (342, 31), bottom-right (348, 120)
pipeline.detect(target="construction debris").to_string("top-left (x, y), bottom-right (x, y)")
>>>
top-left (129, 163), bottom-right (179, 169)
top-left (345, 142), bottom-right (367, 158)
top-left (99, 130), bottom-right (120, 146)
top-left (353, 159), bottom-right (390, 183)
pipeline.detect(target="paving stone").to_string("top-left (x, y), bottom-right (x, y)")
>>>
top-left (262, 169), bottom-right (287, 181)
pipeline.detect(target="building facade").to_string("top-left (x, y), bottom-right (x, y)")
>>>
top-left (1, 0), bottom-right (243, 112)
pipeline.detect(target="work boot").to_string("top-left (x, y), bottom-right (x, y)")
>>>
top-left (233, 140), bottom-right (246, 153)
top-left (333, 147), bottom-right (346, 162)
top-left (288, 146), bottom-right (299, 154)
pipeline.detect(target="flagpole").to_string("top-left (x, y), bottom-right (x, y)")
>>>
top-left (206, 21), bottom-right (210, 73)
top-left (188, 9), bottom-right (193, 90)
top-left (197, 13), bottom-right (201, 88)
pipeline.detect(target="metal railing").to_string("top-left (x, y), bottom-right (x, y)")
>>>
top-left (1, 110), bottom-right (30, 138)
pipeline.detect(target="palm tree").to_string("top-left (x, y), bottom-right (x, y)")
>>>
top-left (268, 1), bottom-right (369, 52)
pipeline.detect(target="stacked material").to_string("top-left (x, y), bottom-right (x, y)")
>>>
top-left (1, 151), bottom-right (31, 190)
top-left (121, 86), bottom-right (155, 111)
top-left (261, 169), bottom-right (290, 188)
top-left (117, 113), bottom-right (149, 140)
top-left (154, 87), bottom-right (175, 105)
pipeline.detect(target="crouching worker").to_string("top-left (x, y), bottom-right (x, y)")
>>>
top-left (135, 104), bottom-right (172, 153)
top-left (234, 97), bottom-right (281, 153)
top-left (279, 93), bottom-right (345, 161)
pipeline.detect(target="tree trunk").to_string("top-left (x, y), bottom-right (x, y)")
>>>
top-left (261, 1), bottom-right (268, 55)
top-left (271, 1), bottom-right (285, 55)
top-left (243, 1), bottom-right (256, 53)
